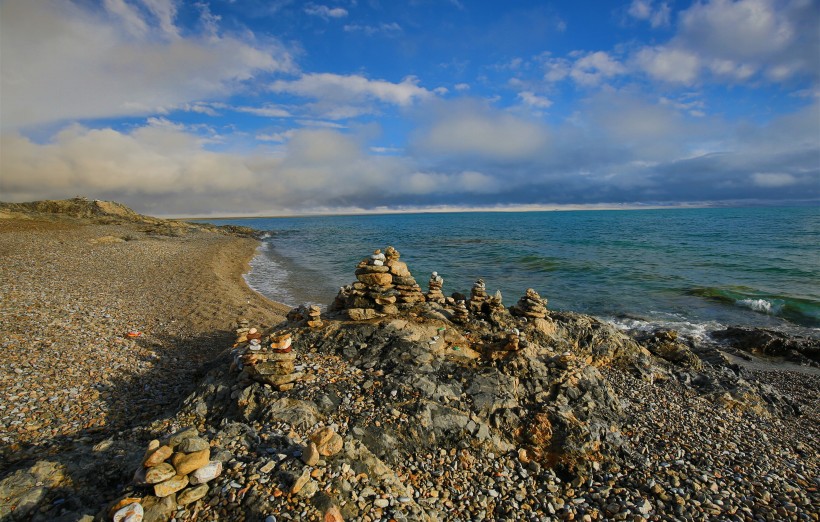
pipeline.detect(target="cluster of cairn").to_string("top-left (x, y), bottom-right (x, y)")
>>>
top-left (232, 320), bottom-right (304, 390)
top-left (331, 246), bottom-right (425, 320)
top-left (330, 248), bottom-right (552, 330)
top-left (287, 304), bottom-right (323, 328)
top-left (109, 428), bottom-right (222, 521)
top-left (510, 288), bottom-right (549, 318)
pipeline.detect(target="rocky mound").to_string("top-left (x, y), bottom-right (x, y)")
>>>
top-left (0, 197), bottom-right (259, 238)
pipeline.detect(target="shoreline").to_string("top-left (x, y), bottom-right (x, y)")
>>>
top-left (0, 213), bottom-right (290, 479)
top-left (0, 203), bottom-right (817, 521)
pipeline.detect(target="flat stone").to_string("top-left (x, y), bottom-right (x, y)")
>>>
top-left (166, 427), bottom-right (198, 448)
top-left (301, 442), bottom-right (320, 466)
top-left (387, 260), bottom-right (411, 277)
top-left (154, 474), bottom-right (189, 498)
top-left (177, 437), bottom-right (209, 453)
top-left (256, 351), bottom-right (296, 362)
top-left (310, 427), bottom-right (335, 447)
top-left (189, 461), bottom-right (222, 485)
top-left (259, 372), bottom-right (304, 386)
top-left (177, 484), bottom-right (209, 505)
top-left (145, 463), bottom-right (176, 484)
top-left (171, 449), bottom-right (210, 475)
top-left (348, 308), bottom-right (379, 321)
top-left (113, 501), bottom-right (143, 522)
top-left (252, 361), bottom-right (296, 376)
top-left (143, 445), bottom-right (172, 467)
top-left (319, 433), bottom-right (343, 457)
top-left (356, 272), bottom-right (393, 287)
top-left (290, 468), bottom-right (312, 495)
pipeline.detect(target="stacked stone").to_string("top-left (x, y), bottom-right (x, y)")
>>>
top-left (385, 246), bottom-right (426, 306)
top-left (426, 272), bottom-right (445, 303)
top-left (469, 278), bottom-right (489, 313)
top-left (287, 304), bottom-right (324, 328)
top-left (242, 332), bottom-right (304, 391)
top-left (234, 318), bottom-right (250, 344)
top-left (510, 288), bottom-right (549, 318)
top-left (486, 289), bottom-right (505, 314)
top-left (119, 428), bottom-right (221, 518)
top-left (451, 300), bottom-right (469, 324)
top-left (332, 246), bottom-right (426, 321)
top-left (503, 328), bottom-right (521, 351)
top-left (306, 305), bottom-right (323, 328)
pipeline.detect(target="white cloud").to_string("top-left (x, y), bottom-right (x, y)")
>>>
top-left (631, 0), bottom-right (819, 85)
top-left (627, 0), bottom-right (671, 27)
top-left (454, 83), bottom-right (470, 91)
top-left (752, 172), bottom-right (797, 187)
top-left (270, 73), bottom-right (434, 108)
top-left (635, 46), bottom-right (701, 84)
top-left (517, 91), bottom-right (553, 109)
top-left (256, 130), bottom-right (297, 143)
top-left (412, 100), bottom-right (549, 160)
top-left (236, 105), bottom-right (293, 118)
top-left (343, 22), bottom-right (402, 35)
top-left (678, 0), bottom-right (795, 60)
top-left (0, 0), bottom-right (294, 130)
top-left (570, 51), bottom-right (627, 86)
top-left (304, 4), bottom-right (348, 18)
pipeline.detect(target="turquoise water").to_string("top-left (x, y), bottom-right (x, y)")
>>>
top-left (198, 207), bottom-right (820, 339)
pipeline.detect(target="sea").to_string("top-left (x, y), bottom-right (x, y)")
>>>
top-left (196, 206), bottom-right (820, 342)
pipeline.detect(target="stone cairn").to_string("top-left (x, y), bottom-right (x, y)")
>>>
top-left (451, 300), bottom-right (470, 324)
top-left (426, 271), bottom-right (445, 304)
top-left (111, 428), bottom-right (222, 520)
top-left (469, 278), bottom-right (489, 313)
top-left (510, 288), bottom-right (549, 319)
top-left (287, 304), bottom-right (324, 328)
top-left (233, 321), bottom-right (304, 391)
top-left (331, 246), bottom-right (426, 320)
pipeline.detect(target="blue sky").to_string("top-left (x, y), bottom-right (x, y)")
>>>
top-left (1, 0), bottom-right (818, 216)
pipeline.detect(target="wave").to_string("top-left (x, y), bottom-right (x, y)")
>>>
top-left (687, 286), bottom-right (820, 328)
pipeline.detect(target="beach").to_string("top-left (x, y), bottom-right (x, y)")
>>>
top-left (0, 204), bottom-right (817, 521)
top-left (0, 210), bottom-right (291, 515)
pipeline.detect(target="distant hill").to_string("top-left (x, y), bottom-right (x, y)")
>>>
top-left (0, 197), bottom-right (260, 237)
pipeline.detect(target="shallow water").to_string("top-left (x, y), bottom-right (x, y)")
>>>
top-left (196, 206), bottom-right (820, 339)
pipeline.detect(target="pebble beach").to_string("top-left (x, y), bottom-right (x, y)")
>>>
top-left (0, 211), bottom-right (289, 508)
top-left (0, 204), bottom-right (817, 521)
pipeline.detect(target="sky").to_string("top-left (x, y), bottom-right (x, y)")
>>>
top-left (1, 0), bottom-right (818, 216)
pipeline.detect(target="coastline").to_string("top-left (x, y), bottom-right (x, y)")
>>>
top-left (0, 211), bottom-right (291, 513)
top-left (0, 202), bottom-right (817, 521)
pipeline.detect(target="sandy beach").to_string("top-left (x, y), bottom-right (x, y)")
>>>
top-left (0, 212), bottom-right (289, 474)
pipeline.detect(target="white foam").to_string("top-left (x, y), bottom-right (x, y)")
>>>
top-left (243, 244), bottom-right (296, 306)
top-left (604, 315), bottom-right (724, 346)
top-left (736, 298), bottom-right (773, 313)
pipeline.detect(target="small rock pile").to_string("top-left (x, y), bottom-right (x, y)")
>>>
top-left (451, 300), bottom-right (469, 324)
top-left (286, 304), bottom-right (324, 328)
top-left (300, 426), bottom-right (344, 466)
top-left (240, 331), bottom-right (304, 391)
top-left (110, 428), bottom-right (222, 521)
top-left (510, 288), bottom-right (549, 318)
top-left (331, 246), bottom-right (426, 320)
top-left (469, 278), bottom-right (489, 312)
top-left (426, 272), bottom-right (445, 304)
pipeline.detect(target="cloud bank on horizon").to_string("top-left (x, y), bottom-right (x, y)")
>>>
top-left (1, 0), bottom-right (818, 215)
